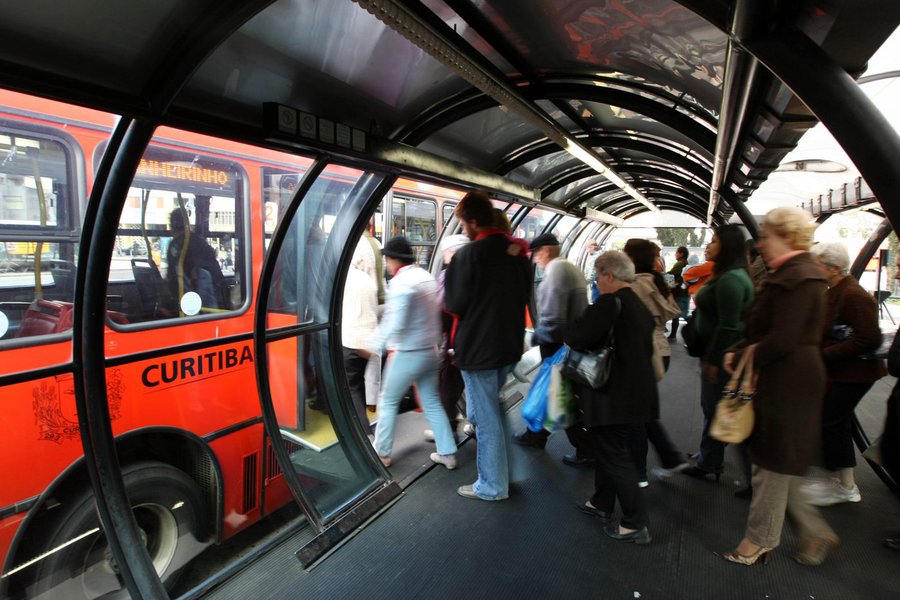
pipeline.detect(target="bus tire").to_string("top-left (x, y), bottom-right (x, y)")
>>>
top-left (32, 461), bottom-right (206, 599)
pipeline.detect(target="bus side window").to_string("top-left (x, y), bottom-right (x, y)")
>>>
top-left (0, 129), bottom-right (79, 342)
top-left (107, 142), bottom-right (247, 324)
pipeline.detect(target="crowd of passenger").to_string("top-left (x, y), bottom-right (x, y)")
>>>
top-left (340, 193), bottom-right (900, 566)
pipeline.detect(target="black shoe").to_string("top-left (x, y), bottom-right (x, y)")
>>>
top-left (603, 525), bottom-right (651, 545)
top-left (563, 453), bottom-right (596, 468)
top-left (513, 429), bottom-right (548, 449)
top-left (576, 501), bottom-right (612, 522)
top-left (885, 538), bottom-right (900, 551)
top-left (734, 486), bottom-right (753, 500)
top-left (682, 465), bottom-right (722, 482)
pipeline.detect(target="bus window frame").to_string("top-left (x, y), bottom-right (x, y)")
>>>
top-left (440, 201), bottom-right (457, 228)
top-left (0, 120), bottom-right (84, 237)
top-left (103, 141), bottom-right (253, 332)
top-left (389, 193), bottom-right (438, 245)
top-left (0, 122), bottom-right (84, 349)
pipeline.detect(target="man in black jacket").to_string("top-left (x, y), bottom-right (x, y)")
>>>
top-left (444, 190), bottom-right (531, 501)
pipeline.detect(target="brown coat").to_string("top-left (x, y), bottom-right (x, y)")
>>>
top-left (741, 252), bottom-right (827, 475)
top-left (820, 275), bottom-right (887, 383)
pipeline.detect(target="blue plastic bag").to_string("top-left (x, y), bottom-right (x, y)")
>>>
top-left (521, 346), bottom-right (567, 432)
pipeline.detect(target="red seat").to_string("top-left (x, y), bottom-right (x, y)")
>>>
top-left (15, 299), bottom-right (128, 338)
top-left (15, 299), bottom-right (74, 337)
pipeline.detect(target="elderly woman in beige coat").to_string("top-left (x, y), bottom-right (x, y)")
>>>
top-left (623, 239), bottom-right (687, 485)
top-left (723, 207), bottom-right (837, 567)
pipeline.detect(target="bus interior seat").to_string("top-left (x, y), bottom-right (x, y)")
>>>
top-left (13, 298), bottom-right (129, 338)
top-left (131, 257), bottom-right (173, 320)
top-left (14, 299), bottom-right (74, 337)
top-left (48, 260), bottom-right (76, 300)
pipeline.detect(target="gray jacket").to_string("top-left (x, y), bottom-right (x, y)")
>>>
top-left (533, 257), bottom-right (588, 346)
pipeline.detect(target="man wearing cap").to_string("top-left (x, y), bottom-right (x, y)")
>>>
top-left (444, 190), bottom-right (532, 501)
top-left (368, 236), bottom-right (459, 470)
top-left (513, 233), bottom-right (594, 466)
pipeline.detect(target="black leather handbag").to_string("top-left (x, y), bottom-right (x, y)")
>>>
top-left (560, 297), bottom-right (620, 390)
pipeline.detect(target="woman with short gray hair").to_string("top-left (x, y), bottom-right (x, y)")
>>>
top-left (803, 242), bottom-right (885, 508)
top-left (810, 242), bottom-right (851, 276)
top-left (564, 250), bottom-right (657, 545)
top-left (594, 249), bottom-right (636, 283)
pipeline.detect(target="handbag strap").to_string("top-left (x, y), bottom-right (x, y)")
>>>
top-left (724, 348), bottom-right (752, 394)
top-left (739, 348), bottom-right (756, 399)
top-left (606, 295), bottom-right (622, 347)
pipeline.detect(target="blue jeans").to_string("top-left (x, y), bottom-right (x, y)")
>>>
top-left (374, 347), bottom-right (457, 457)
top-left (461, 364), bottom-right (516, 499)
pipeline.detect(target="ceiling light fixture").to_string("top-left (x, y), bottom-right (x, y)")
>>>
top-left (585, 207), bottom-right (625, 225)
top-left (352, 0), bottom-right (658, 213)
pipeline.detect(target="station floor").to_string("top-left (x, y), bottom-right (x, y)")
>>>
top-left (208, 342), bottom-right (900, 600)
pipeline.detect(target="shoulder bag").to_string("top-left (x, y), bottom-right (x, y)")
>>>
top-left (560, 296), bottom-right (621, 390)
top-left (709, 347), bottom-right (755, 444)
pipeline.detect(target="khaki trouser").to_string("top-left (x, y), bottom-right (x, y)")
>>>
top-left (746, 466), bottom-right (835, 548)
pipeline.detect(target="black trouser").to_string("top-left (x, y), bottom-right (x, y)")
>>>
top-left (629, 420), bottom-right (684, 478)
top-left (628, 356), bottom-right (682, 477)
top-left (696, 366), bottom-right (752, 484)
top-left (822, 381), bottom-right (875, 470)
top-left (439, 353), bottom-right (464, 431)
top-left (342, 347), bottom-right (373, 435)
top-left (590, 424), bottom-right (648, 530)
top-left (520, 343), bottom-right (594, 458)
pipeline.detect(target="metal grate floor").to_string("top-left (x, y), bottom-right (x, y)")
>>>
top-left (207, 344), bottom-right (900, 600)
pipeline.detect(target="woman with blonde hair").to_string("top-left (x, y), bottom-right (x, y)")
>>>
top-left (723, 207), bottom-right (837, 567)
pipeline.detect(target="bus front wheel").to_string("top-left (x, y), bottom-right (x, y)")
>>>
top-left (33, 461), bottom-right (207, 599)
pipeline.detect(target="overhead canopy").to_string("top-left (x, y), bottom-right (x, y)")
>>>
top-left (0, 0), bottom-right (898, 226)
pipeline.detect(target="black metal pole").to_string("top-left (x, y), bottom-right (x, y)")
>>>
top-left (74, 118), bottom-right (168, 599)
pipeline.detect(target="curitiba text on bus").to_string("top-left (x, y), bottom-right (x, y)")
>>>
top-left (141, 345), bottom-right (253, 387)
top-left (137, 159), bottom-right (230, 186)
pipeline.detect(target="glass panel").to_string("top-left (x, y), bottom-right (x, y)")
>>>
top-left (441, 202), bottom-right (457, 228)
top-left (266, 166), bottom-right (372, 325)
top-left (268, 332), bottom-right (379, 518)
top-left (0, 93), bottom-right (139, 600)
top-left (554, 215), bottom-right (581, 246)
top-left (392, 196), bottom-right (436, 269)
top-left (106, 141), bottom-right (247, 324)
top-left (511, 207), bottom-right (557, 242)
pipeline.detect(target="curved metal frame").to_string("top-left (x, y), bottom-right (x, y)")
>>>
top-left (251, 160), bottom-right (329, 529)
top-left (74, 118), bottom-right (168, 599)
top-left (846, 218), bottom-right (898, 492)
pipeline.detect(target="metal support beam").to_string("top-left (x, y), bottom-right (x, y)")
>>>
top-left (352, 0), bottom-right (658, 212)
top-left (743, 25), bottom-right (900, 232)
top-left (708, 0), bottom-right (761, 224)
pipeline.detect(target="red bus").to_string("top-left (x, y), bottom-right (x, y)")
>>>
top-left (0, 89), bottom-right (465, 599)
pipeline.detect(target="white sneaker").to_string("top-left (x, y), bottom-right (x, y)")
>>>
top-left (430, 452), bottom-right (458, 470)
top-left (463, 423), bottom-right (476, 438)
top-left (803, 478), bottom-right (861, 506)
top-left (423, 429), bottom-right (435, 442)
